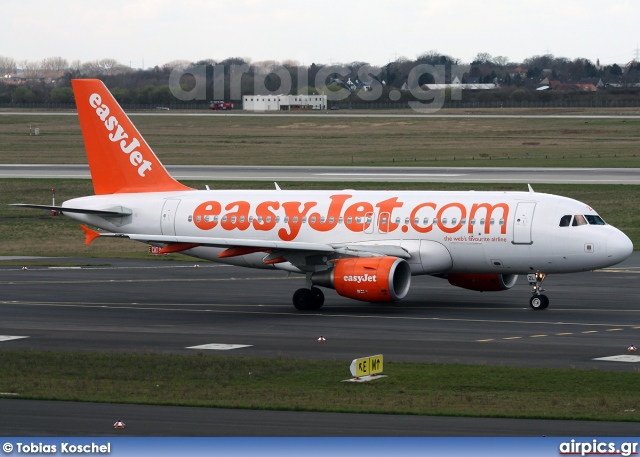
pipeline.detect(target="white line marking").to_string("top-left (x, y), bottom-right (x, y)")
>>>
top-left (593, 355), bottom-right (640, 363)
top-left (187, 344), bottom-right (253, 350)
top-left (317, 173), bottom-right (465, 177)
top-left (0, 336), bottom-right (29, 342)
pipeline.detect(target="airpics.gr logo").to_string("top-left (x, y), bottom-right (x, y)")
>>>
top-left (89, 93), bottom-right (153, 177)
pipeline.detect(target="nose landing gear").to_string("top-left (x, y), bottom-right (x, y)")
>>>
top-left (528, 272), bottom-right (549, 310)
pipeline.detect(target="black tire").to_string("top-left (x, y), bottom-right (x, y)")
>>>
top-left (529, 294), bottom-right (549, 310)
top-left (293, 288), bottom-right (316, 311)
top-left (311, 287), bottom-right (325, 310)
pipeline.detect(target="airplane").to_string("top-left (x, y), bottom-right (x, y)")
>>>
top-left (11, 79), bottom-right (633, 311)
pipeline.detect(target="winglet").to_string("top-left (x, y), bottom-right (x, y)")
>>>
top-left (80, 224), bottom-right (101, 245)
top-left (71, 79), bottom-right (193, 195)
top-left (528, 184), bottom-right (535, 193)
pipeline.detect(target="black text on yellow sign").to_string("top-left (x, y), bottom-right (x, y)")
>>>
top-left (350, 355), bottom-right (384, 377)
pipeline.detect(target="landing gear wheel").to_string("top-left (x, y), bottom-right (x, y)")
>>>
top-left (529, 294), bottom-right (549, 310)
top-left (311, 287), bottom-right (325, 310)
top-left (293, 288), bottom-right (323, 311)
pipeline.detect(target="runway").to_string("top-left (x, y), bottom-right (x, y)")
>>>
top-left (2, 164), bottom-right (640, 184)
top-left (1, 254), bottom-right (640, 435)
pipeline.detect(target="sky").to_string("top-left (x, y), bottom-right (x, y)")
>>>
top-left (4, 0), bottom-right (639, 68)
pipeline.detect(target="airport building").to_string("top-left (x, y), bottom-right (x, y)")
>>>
top-left (242, 94), bottom-right (327, 111)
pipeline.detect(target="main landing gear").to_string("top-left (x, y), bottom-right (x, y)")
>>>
top-left (292, 287), bottom-right (325, 311)
top-left (528, 272), bottom-right (549, 310)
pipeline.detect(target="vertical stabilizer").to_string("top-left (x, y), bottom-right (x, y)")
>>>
top-left (72, 79), bottom-right (193, 195)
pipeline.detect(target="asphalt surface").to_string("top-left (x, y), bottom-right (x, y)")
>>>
top-left (2, 164), bottom-right (640, 184)
top-left (1, 254), bottom-right (640, 436)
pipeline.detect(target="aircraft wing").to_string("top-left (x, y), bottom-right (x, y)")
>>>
top-left (10, 204), bottom-right (132, 217)
top-left (80, 225), bottom-right (410, 260)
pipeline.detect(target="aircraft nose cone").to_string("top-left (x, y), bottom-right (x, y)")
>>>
top-left (606, 231), bottom-right (633, 264)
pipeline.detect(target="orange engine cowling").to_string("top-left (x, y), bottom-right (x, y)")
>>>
top-left (311, 256), bottom-right (411, 302)
top-left (447, 273), bottom-right (518, 292)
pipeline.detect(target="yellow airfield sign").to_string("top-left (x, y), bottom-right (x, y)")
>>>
top-left (350, 354), bottom-right (384, 377)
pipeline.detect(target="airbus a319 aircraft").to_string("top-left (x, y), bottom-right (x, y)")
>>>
top-left (12, 79), bottom-right (633, 311)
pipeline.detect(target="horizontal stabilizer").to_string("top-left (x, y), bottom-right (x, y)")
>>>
top-left (10, 204), bottom-right (132, 217)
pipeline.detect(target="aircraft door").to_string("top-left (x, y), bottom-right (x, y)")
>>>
top-left (161, 199), bottom-right (181, 236)
top-left (364, 212), bottom-right (375, 234)
top-left (512, 202), bottom-right (536, 245)
top-left (378, 212), bottom-right (390, 234)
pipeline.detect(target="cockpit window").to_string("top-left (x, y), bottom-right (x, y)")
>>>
top-left (559, 215), bottom-right (572, 227)
top-left (572, 215), bottom-right (588, 226)
top-left (585, 215), bottom-right (606, 225)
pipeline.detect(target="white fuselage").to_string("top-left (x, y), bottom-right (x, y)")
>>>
top-left (63, 189), bottom-right (633, 276)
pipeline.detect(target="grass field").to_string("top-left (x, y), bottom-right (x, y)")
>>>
top-left (1, 350), bottom-right (639, 422)
top-left (1, 113), bottom-right (639, 167)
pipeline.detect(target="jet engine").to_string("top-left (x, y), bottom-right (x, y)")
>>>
top-left (447, 273), bottom-right (518, 292)
top-left (312, 256), bottom-right (411, 302)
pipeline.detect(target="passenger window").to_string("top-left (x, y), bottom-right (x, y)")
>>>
top-left (572, 215), bottom-right (587, 226)
top-left (423, 217), bottom-right (429, 225)
top-left (329, 217), bottom-right (335, 224)
top-left (559, 215), bottom-right (572, 227)
top-left (310, 216), bottom-right (317, 223)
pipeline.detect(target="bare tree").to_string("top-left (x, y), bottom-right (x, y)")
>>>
top-left (0, 56), bottom-right (17, 76)
top-left (19, 60), bottom-right (42, 78)
top-left (41, 56), bottom-right (69, 77)
top-left (492, 56), bottom-right (510, 67)
top-left (162, 59), bottom-right (192, 72)
top-left (69, 59), bottom-right (83, 72)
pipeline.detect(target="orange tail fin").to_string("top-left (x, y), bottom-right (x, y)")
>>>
top-left (71, 79), bottom-right (193, 195)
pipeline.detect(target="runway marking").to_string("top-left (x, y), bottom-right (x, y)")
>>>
top-left (317, 173), bottom-right (465, 177)
top-left (4, 301), bottom-right (640, 338)
top-left (503, 337), bottom-right (522, 340)
top-left (0, 276), bottom-right (301, 285)
top-left (556, 332), bottom-right (573, 336)
top-left (593, 355), bottom-right (640, 363)
top-left (595, 269), bottom-right (640, 274)
top-left (529, 334), bottom-right (547, 338)
top-left (187, 344), bottom-right (252, 350)
top-left (606, 328), bottom-right (624, 332)
top-left (476, 339), bottom-right (494, 342)
top-left (0, 336), bottom-right (29, 342)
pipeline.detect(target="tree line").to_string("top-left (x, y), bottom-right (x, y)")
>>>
top-left (1, 52), bottom-right (639, 108)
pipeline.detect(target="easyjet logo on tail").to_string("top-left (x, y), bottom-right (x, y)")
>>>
top-left (89, 93), bottom-right (153, 177)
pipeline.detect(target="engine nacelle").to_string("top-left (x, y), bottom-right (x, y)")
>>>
top-left (447, 273), bottom-right (518, 292)
top-left (312, 256), bottom-right (411, 302)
